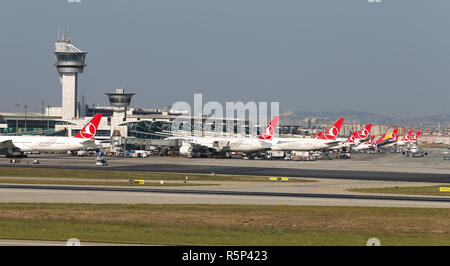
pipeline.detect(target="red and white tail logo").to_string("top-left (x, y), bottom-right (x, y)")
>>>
top-left (321, 118), bottom-right (344, 140)
top-left (391, 128), bottom-right (399, 141)
top-left (366, 135), bottom-right (375, 145)
top-left (314, 131), bottom-right (323, 139)
top-left (75, 113), bottom-right (103, 139)
top-left (357, 124), bottom-right (372, 139)
top-left (258, 116), bottom-right (279, 140)
top-left (411, 131), bottom-right (421, 141)
top-left (345, 132), bottom-right (357, 143)
top-left (401, 130), bottom-right (413, 141)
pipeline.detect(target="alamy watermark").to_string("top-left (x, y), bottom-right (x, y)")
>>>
top-left (171, 94), bottom-right (279, 137)
top-left (66, 238), bottom-right (81, 246)
top-left (366, 238), bottom-right (381, 246)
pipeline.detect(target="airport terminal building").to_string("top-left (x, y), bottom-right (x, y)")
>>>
top-left (0, 34), bottom-right (308, 154)
top-left (3, 34), bottom-right (393, 154)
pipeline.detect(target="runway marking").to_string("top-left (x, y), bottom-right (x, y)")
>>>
top-left (0, 240), bottom-right (63, 246)
top-left (1, 184), bottom-right (449, 203)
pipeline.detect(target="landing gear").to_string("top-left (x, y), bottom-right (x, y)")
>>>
top-left (6, 154), bottom-right (27, 159)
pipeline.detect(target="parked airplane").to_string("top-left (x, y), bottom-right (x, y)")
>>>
top-left (353, 124), bottom-right (373, 144)
top-left (410, 130), bottom-right (422, 144)
top-left (315, 118), bottom-right (345, 141)
top-left (396, 129), bottom-right (414, 147)
top-left (327, 123), bottom-right (373, 151)
top-left (353, 136), bottom-right (376, 151)
top-left (270, 118), bottom-right (345, 151)
top-left (167, 116), bottom-right (280, 155)
top-left (0, 113), bottom-right (103, 158)
top-left (376, 128), bottom-right (399, 148)
top-left (402, 145), bottom-right (427, 157)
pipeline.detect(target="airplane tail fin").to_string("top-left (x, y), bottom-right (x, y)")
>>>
top-left (258, 115), bottom-right (279, 140)
top-left (376, 133), bottom-right (386, 145)
top-left (401, 130), bottom-right (414, 141)
top-left (345, 132), bottom-right (357, 144)
top-left (392, 128), bottom-right (399, 141)
top-left (357, 124), bottom-right (372, 139)
top-left (314, 131), bottom-right (323, 139)
top-left (74, 113), bottom-right (103, 139)
top-left (376, 128), bottom-right (398, 146)
top-left (320, 118), bottom-right (344, 140)
top-left (411, 130), bottom-right (422, 141)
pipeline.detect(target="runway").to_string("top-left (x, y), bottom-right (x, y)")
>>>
top-left (2, 157), bottom-right (450, 183)
top-left (2, 163), bottom-right (450, 183)
top-left (0, 153), bottom-right (449, 207)
top-left (109, 164), bottom-right (450, 183)
top-left (0, 184), bottom-right (450, 206)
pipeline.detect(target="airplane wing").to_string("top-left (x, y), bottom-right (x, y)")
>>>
top-left (325, 141), bottom-right (342, 147)
top-left (377, 140), bottom-right (396, 148)
top-left (0, 140), bottom-right (20, 155)
top-left (0, 140), bottom-right (16, 149)
top-left (274, 140), bottom-right (294, 145)
top-left (164, 136), bottom-right (185, 141)
top-left (80, 139), bottom-right (97, 148)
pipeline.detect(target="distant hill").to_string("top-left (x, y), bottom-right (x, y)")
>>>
top-left (283, 110), bottom-right (449, 128)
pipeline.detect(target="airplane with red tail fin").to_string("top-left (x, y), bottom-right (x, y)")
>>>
top-left (376, 128), bottom-right (399, 148)
top-left (74, 113), bottom-right (103, 140)
top-left (258, 116), bottom-right (279, 140)
top-left (314, 131), bottom-right (323, 139)
top-left (0, 113), bottom-right (103, 158)
top-left (354, 124), bottom-right (373, 143)
top-left (166, 116), bottom-right (280, 155)
top-left (353, 136), bottom-right (376, 151)
top-left (316, 118), bottom-right (345, 141)
top-left (397, 129), bottom-right (414, 147)
top-left (410, 130), bottom-right (422, 143)
top-left (271, 118), bottom-right (345, 151)
top-left (323, 123), bottom-right (373, 151)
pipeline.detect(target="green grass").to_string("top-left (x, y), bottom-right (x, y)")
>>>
top-left (349, 185), bottom-right (450, 197)
top-left (0, 203), bottom-right (448, 246)
top-left (0, 168), bottom-right (314, 183)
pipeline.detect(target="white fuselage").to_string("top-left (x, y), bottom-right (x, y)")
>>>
top-left (396, 140), bottom-right (414, 147)
top-left (183, 136), bottom-right (271, 153)
top-left (379, 141), bottom-right (397, 149)
top-left (270, 137), bottom-right (337, 151)
top-left (353, 143), bottom-right (374, 151)
top-left (0, 136), bottom-right (94, 153)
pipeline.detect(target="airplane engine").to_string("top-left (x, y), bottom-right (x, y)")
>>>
top-left (179, 145), bottom-right (192, 157)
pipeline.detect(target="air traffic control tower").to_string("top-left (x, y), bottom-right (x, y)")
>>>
top-left (106, 88), bottom-right (135, 121)
top-left (54, 32), bottom-right (87, 120)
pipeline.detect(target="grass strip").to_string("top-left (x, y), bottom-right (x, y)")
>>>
top-left (0, 203), bottom-right (448, 246)
top-left (0, 168), bottom-right (315, 183)
top-left (349, 185), bottom-right (450, 197)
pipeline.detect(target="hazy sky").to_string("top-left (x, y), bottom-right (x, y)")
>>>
top-left (0, 0), bottom-right (449, 118)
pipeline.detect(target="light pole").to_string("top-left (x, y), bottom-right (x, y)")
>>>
top-left (24, 105), bottom-right (29, 133)
top-left (14, 104), bottom-right (20, 133)
top-left (46, 105), bottom-right (50, 131)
